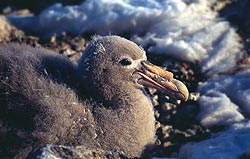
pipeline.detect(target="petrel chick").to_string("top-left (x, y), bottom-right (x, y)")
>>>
top-left (0, 35), bottom-right (188, 158)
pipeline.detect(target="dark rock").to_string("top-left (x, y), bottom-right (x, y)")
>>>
top-left (27, 145), bottom-right (128, 159)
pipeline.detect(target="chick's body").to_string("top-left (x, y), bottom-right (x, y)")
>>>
top-left (0, 36), bottom-right (155, 158)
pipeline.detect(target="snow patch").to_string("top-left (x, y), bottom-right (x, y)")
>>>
top-left (198, 69), bottom-right (250, 117)
top-left (179, 121), bottom-right (250, 159)
top-left (197, 91), bottom-right (244, 127)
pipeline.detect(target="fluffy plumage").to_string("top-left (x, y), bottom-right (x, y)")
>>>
top-left (0, 36), bottom-right (155, 158)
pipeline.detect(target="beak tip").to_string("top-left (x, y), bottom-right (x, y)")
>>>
top-left (173, 79), bottom-right (189, 102)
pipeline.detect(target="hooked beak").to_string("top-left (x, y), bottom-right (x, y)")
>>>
top-left (134, 61), bottom-right (189, 101)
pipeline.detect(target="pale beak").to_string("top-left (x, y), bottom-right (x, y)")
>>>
top-left (134, 61), bottom-right (189, 101)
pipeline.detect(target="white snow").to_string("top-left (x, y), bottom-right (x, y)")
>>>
top-left (9, 0), bottom-right (187, 37)
top-left (197, 69), bottom-right (250, 127)
top-left (197, 91), bottom-right (244, 128)
top-left (7, 0), bottom-right (243, 77)
top-left (179, 121), bottom-right (250, 159)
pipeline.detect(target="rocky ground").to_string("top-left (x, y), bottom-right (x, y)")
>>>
top-left (0, 0), bottom-right (249, 158)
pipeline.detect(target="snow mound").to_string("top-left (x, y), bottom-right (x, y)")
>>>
top-left (199, 69), bottom-right (250, 117)
top-left (196, 69), bottom-right (250, 127)
top-left (197, 91), bottom-right (244, 128)
top-left (179, 121), bottom-right (250, 159)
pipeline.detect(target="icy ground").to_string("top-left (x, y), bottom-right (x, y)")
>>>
top-left (179, 121), bottom-right (250, 159)
top-left (6, 0), bottom-right (250, 158)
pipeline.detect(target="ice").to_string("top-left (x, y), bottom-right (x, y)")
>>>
top-left (197, 91), bottom-right (244, 128)
top-left (195, 69), bottom-right (250, 128)
top-left (7, 0), bottom-right (243, 77)
top-left (8, 0), bottom-right (186, 37)
top-left (198, 69), bottom-right (250, 118)
top-left (179, 121), bottom-right (250, 159)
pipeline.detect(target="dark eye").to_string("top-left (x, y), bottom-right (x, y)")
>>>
top-left (118, 58), bottom-right (132, 66)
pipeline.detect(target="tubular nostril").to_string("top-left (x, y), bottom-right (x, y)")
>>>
top-left (141, 61), bottom-right (146, 65)
top-left (139, 60), bottom-right (147, 70)
top-left (141, 60), bottom-right (148, 66)
top-left (141, 60), bottom-right (153, 66)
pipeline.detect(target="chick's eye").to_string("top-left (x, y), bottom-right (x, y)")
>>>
top-left (119, 58), bottom-right (132, 66)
